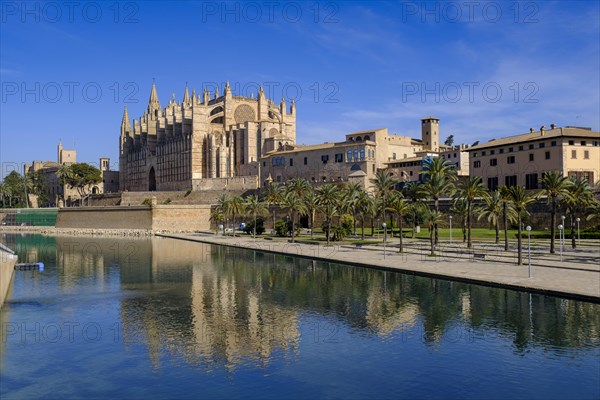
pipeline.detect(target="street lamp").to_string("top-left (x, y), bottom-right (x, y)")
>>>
top-left (382, 222), bottom-right (387, 259)
top-left (576, 217), bottom-right (581, 244)
top-left (526, 226), bottom-right (532, 278)
top-left (558, 224), bottom-right (564, 261)
top-left (449, 215), bottom-right (453, 245)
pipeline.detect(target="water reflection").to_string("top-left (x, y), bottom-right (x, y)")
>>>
top-left (3, 234), bottom-right (600, 372)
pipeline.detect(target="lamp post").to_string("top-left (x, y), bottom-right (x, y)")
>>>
top-left (382, 222), bottom-right (387, 259)
top-left (449, 215), bottom-right (453, 245)
top-left (558, 224), bottom-right (564, 262)
top-left (526, 226), bottom-right (532, 278)
top-left (576, 217), bottom-right (580, 244)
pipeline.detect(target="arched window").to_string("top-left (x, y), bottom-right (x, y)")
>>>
top-left (364, 135), bottom-right (370, 141)
top-left (350, 164), bottom-right (361, 171)
top-left (355, 136), bottom-right (362, 142)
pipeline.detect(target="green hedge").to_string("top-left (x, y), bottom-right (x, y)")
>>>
top-left (515, 231), bottom-right (600, 239)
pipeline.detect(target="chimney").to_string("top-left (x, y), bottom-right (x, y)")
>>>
top-left (530, 128), bottom-right (534, 133)
top-left (540, 125), bottom-right (545, 135)
top-left (550, 123), bottom-right (556, 129)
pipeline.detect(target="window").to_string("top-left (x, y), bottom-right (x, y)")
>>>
top-left (347, 150), bottom-right (352, 161)
top-left (529, 144), bottom-right (534, 150)
top-left (491, 150), bottom-right (495, 155)
top-left (482, 151), bottom-right (486, 156)
top-left (509, 147), bottom-right (514, 153)
top-left (581, 141), bottom-right (586, 146)
top-left (321, 155), bottom-right (329, 164)
top-left (487, 177), bottom-right (499, 191)
top-left (539, 143), bottom-right (545, 148)
top-left (505, 175), bottom-right (517, 187)
top-left (334, 153), bottom-right (343, 163)
top-left (360, 149), bottom-right (365, 160)
top-left (473, 152), bottom-right (477, 157)
top-left (571, 150), bottom-right (577, 159)
top-left (304, 157), bottom-right (308, 165)
top-left (551, 141), bottom-right (557, 146)
top-left (409, 171), bottom-right (413, 176)
top-left (519, 145), bottom-right (524, 151)
top-left (474, 160), bottom-right (481, 168)
top-left (569, 140), bottom-right (574, 145)
top-left (490, 158), bottom-right (498, 166)
top-left (289, 158), bottom-right (293, 166)
top-left (454, 153), bottom-right (457, 157)
top-left (545, 151), bottom-right (550, 160)
top-left (507, 156), bottom-right (515, 164)
top-left (499, 148), bottom-right (504, 154)
top-left (584, 150), bottom-right (589, 159)
top-left (525, 173), bottom-right (538, 190)
top-left (392, 153), bottom-right (397, 160)
top-left (263, 161), bottom-right (266, 167)
top-left (529, 154), bottom-right (534, 161)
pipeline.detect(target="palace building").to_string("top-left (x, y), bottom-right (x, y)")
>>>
top-left (119, 82), bottom-right (296, 192)
top-left (467, 125), bottom-right (600, 190)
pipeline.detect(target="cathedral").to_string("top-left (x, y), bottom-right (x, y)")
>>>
top-left (119, 82), bottom-right (296, 192)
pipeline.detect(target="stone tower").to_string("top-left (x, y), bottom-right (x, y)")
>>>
top-left (421, 116), bottom-right (440, 152)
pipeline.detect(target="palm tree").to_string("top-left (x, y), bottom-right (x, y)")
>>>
top-left (280, 191), bottom-right (308, 243)
top-left (505, 186), bottom-right (536, 265)
top-left (479, 190), bottom-right (516, 244)
top-left (303, 189), bottom-right (319, 238)
top-left (403, 181), bottom-right (425, 238)
top-left (456, 177), bottom-right (490, 248)
top-left (263, 182), bottom-right (283, 234)
top-left (316, 183), bottom-right (340, 245)
top-left (228, 195), bottom-right (246, 237)
top-left (564, 178), bottom-right (594, 248)
top-left (419, 174), bottom-right (455, 244)
top-left (586, 200), bottom-right (600, 223)
top-left (210, 208), bottom-right (225, 235)
top-left (287, 177), bottom-right (311, 198)
top-left (540, 171), bottom-right (572, 253)
top-left (499, 186), bottom-right (513, 251)
top-left (215, 194), bottom-right (230, 235)
top-left (387, 192), bottom-right (409, 253)
top-left (450, 198), bottom-right (469, 243)
top-left (245, 195), bottom-right (268, 238)
top-left (370, 169), bottom-right (397, 239)
top-left (421, 157), bottom-right (458, 181)
top-left (343, 182), bottom-right (363, 235)
top-left (424, 210), bottom-right (445, 256)
top-left (356, 190), bottom-right (372, 240)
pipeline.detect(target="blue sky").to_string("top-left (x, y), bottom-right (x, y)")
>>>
top-left (1, 1), bottom-right (598, 176)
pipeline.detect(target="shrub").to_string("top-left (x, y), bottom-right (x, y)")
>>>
top-left (244, 217), bottom-right (265, 235)
top-left (163, 198), bottom-right (172, 205)
top-left (141, 198), bottom-right (152, 206)
top-left (275, 219), bottom-right (301, 237)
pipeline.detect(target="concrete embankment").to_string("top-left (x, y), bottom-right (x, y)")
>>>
top-left (157, 233), bottom-right (600, 303)
top-left (0, 247), bottom-right (17, 307)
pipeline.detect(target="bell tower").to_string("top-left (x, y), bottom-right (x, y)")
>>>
top-left (421, 116), bottom-right (440, 152)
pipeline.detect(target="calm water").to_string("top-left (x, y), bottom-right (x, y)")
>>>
top-left (1, 234), bottom-right (599, 399)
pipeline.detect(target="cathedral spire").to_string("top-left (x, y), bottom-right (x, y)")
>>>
top-left (149, 82), bottom-right (160, 107)
top-left (214, 86), bottom-right (220, 99)
top-left (224, 81), bottom-right (231, 96)
top-left (183, 83), bottom-right (190, 104)
top-left (258, 85), bottom-right (265, 98)
top-left (121, 106), bottom-right (132, 132)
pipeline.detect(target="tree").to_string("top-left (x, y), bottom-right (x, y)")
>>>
top-left (227, 195), bottom-right (246, 237)
top-left (387, 192), bottom-right (409, 253)
top-left (586, 200), bottom-right (600, 223)
top-left (499, 186), bottom-right (513, 251)
top-left (451, 198), bottom-right (469, 243)
top-left (456, 177), bottom-right (490, 248)
top-left (370, 169), bottom-right (397, 239)
top-left (505, 186), bottom-right (536, 265)
top-left (540, 171), bottom-right (572, 253)
top-left (303, 189), bottom-right (319, 238)
top-left (403, 181), bottom-right (425, 238)
top-left (419, 174), bottom-right (455, 244)
top-left (280, 190), bottom-right (307, 243)
top-left (263, 183), bottom-right (283, 234)
top-left (210, 208), bottom-right (225, 235)
top-left (342, 182), bottom-right (363, 235)
top-left (245, 195), bottom-right (267, 238)
top-left (424, 210), bottom-right (445, 256)
top-left (316, 184), bottom-right (340, 245)
top-left (479, 190), bottom-right (516, 244)
top-left (444, 135), bottom-right (454, 147)
top-left (215, 194), bottom-right (230, 235)
top-left (355, 190), bottom-right (372, 240)
top-left (564, 178), bottom-right (594, 248)
top-left (58, 163), bottom-right (102, 206)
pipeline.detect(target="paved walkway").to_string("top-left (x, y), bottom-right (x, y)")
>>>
top-left (157, 233), bottom-right (600, 302)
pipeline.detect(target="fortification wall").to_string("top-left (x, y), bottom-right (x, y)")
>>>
top-left (0, 249), bottom-right (17, 307)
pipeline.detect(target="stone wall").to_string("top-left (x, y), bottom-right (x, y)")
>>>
top-left (192, 176), bottom-right (258, 191)
top-left (0, 249), bottom-right (17, 307)
top-left (55, 205), bottom-right (211, 232)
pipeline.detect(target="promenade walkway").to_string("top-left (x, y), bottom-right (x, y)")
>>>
top-left (158, 233), bottom-right (600, 302)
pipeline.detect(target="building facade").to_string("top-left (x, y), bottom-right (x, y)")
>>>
top-left (467, 125), bottom-right (600, 190)
top-left (26, 142), bottom-right (118, 206)
top-left (119, 82), bottom-right (296, 192)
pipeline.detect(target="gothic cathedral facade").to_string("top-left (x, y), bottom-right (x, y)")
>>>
top-left (119, 82), bottom-right (296, 192)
